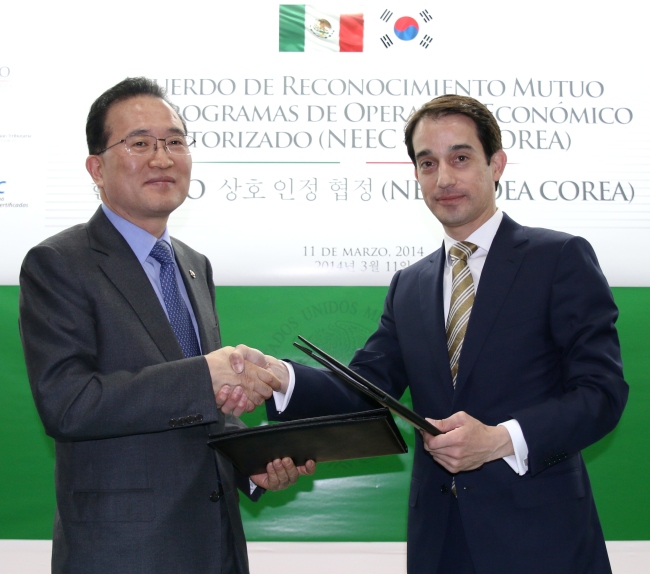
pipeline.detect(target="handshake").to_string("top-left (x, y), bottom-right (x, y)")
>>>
top-left (205, 345), bottom-right (288, 417)
top-left (205, 345), bottom-right (316, 490)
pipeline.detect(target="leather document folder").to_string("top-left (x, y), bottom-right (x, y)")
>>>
top-left (207, 408), bottom-right (407, 476)
top-left (293, 336), bottom-right (442, 436)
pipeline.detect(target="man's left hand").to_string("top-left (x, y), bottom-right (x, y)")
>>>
top-left (250, 458), bottom-right (316, 491)
top-left (421, 411), bottom-right (513, 473)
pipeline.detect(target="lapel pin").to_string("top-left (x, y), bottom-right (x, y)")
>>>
top-left (189, 270), bottom-right (196, 279)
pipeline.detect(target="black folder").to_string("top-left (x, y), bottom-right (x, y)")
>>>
top-left (208, 408), bottom-right (407, 476)
top-left (293, 336), bottom-right (442, 436)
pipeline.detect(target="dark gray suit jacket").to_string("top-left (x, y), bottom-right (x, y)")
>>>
top-left (19, 207), bottom-right (255, 574)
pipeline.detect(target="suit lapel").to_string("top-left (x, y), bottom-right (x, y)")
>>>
top-left (86, 207), bottom-right (184, 362)
top-left (454, 213), bottom-right (529, 393)
top-left (419, 245), bottom-right (455, 404)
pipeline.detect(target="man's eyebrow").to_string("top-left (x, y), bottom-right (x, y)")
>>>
top-left (127, 127), bottom-right (186, 137)
top-left (450, 144), bottom-right (474, 152)
top-left (415, 143), bottom-right (474, 159)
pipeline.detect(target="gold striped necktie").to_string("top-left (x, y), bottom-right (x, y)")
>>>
top-left (446, 241), bottom-right (479, 389)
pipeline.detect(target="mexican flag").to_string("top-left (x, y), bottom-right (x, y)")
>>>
top-left (279, 5), bottom-right (364, 52)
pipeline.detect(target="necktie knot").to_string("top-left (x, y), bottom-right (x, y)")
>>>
top-left (449, 241), bottom-right (478, 264)
top-left (150, 241), bottom-right (174, 266)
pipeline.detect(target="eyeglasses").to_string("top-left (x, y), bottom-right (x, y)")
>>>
top-left (98, 134), bottom-right (195, 156)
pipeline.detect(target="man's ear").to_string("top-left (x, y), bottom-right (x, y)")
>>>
top-left (85, 155), bottom-right (104, 189)
top-left (490, 149), bottom-right (507, 182)
top-left (414, 164), bottom-right (419, 182)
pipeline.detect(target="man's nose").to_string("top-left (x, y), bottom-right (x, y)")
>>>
top-left (437, 163), bottom-right (455, 189)
top-left (149, 141), bottom-right (174, 167)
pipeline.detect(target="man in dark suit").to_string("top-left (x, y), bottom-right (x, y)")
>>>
top-left (251, 95), bottom-right (628, 573)
top-left (19, 77), bottom-right (313, 574)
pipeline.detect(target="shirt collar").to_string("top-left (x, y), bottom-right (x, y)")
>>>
top-left (101, 204), bottom-right (173, 264)
top-left (443, 208), bottom-right (503, 265)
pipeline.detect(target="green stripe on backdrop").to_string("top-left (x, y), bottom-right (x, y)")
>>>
top-left (0, 285), bottom-right (648, 540)
top-left (279, 4), bottom-right (305, 52)
top-left (0, 286), bottom-right (56, 539)
top-left (585, 287), bottom-right (650, 540)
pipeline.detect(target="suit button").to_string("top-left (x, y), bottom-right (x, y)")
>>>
top-left (169, 419), bottom-right (178, 428)
top-left (196, 414), bottom-right (203, 422)
top-left (440, 485), bottom-right (448, 495)
top-left (179, 417), bottom-right (187, 426)
top-left (209, 490), bottom-right (222, 502)
top-left (186, 415), bottom-right (196, 424)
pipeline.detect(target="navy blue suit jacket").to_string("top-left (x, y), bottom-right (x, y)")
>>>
top-left (269, 213), bottom-right (628, 574)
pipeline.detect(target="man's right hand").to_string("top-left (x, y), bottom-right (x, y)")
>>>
top-left (232, 344), bottom-right (291, 393)
top-left (205, 347), bottom-right (282, 416)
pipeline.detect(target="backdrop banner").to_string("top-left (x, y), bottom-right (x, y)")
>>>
top-left (0, 0), bottom-right (648, 547)
top-left (1, 1), bottom-right (648, 287)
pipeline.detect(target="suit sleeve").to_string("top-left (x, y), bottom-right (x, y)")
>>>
top-left (19, 242), bottom-right (221, 442)
top-left (511, 236), bottom-right (628, 475)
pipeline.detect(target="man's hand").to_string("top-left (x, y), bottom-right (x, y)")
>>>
top-left (420, 411), bottom-right (513, 473)
top-left (250, 458), bottom-right (316, 491)
top-left (233, 344), bottom-right (291, 394)
top-left (214, 385), bottom-right (249, 417)
top-left (205, 347), bottom-right (282, 416)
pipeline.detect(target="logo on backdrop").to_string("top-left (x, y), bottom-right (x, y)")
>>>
top-left (379, 8), bottom-right (432, 49)
top-left (310, 18), bottom-right (335, 39)
top-left (0, 179), bottom-right (28, 208)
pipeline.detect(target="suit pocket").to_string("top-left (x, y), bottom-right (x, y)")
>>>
top-left (512, 468), bottom-right (585, 509)
top-left (71, 489), bottom-right (154, 522)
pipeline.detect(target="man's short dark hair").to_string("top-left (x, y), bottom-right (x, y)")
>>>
top-left (86, 77), bottom-right (186, 155)
top-left (404, 94), bottom-right (502, 166)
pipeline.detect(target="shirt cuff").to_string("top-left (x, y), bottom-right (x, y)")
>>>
top-left (272, 361), bottom-right (296, 414)
top-left (498, 419), bottom-right (529, 475)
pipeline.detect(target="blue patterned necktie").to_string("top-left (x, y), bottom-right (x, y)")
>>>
top-left (149, 241), bottom-right (201, 358)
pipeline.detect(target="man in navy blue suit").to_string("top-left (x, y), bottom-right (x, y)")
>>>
top-left (246, 95), bottom-right (628, 573)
